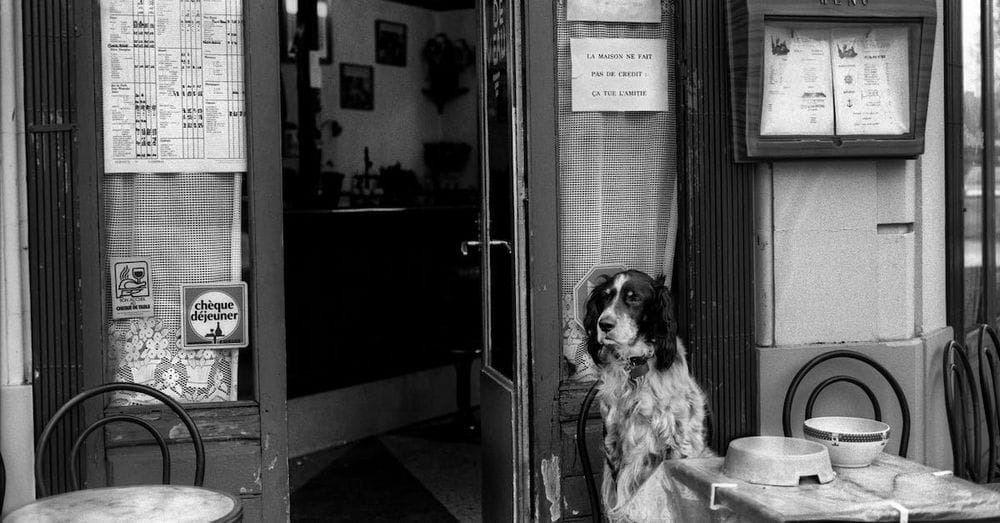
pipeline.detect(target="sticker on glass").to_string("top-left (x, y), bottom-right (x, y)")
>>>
top-left (110, 256), bottom-right (155, 319)
top-left (181, 282), bottom-right (249, 349)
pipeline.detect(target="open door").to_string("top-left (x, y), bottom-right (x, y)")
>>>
top-left (475, 0), bottom-right (529, 520)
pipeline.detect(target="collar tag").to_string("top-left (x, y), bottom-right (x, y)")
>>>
top-left (626, 356), bottom-right (651, 380)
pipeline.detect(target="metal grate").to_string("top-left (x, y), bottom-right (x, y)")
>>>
top-left (23, 0), bottom-right (84, 495)
top-left (675, 0), bottom-right (757, 453)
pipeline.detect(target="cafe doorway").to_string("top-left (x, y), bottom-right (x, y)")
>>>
top-left (278, 0), bottom-right (492, 519)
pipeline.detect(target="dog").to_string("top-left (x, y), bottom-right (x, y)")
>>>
top-left (584, 269), bottom-right (711, 518)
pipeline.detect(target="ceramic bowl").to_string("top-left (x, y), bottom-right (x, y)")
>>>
top-left (803, 416), bottom-right (890, 468)
top-left (722, 436), bottom-right (834, 486)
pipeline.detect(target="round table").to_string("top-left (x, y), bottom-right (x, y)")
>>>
top-left (3, 485), bottom-right (242, 523)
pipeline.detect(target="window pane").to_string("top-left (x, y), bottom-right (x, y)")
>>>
top-left (965, 0), bottom-right (985, 330)
top-left (994, 0), bottom-right (1000, 319)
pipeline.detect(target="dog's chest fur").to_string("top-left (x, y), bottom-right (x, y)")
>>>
top-left (598, 351), bottom-right (709, 471)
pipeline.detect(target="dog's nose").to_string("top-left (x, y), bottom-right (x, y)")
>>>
top-left (599, 319), bottom-right (615, 333)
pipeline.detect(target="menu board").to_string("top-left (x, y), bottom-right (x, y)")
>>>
top-left (101, 0), bottom-right (247, 173)
top-left (760, 24), bottom-right (910, 137)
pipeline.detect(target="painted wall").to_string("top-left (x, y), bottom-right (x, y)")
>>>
top-left (282, 1), bottom-right (479, 196)
top-left (755, 0), bottom-right (951, 468)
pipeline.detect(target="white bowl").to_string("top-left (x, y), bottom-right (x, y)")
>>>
top-left (803, 416), bottom-right (890, 468)
top-left (723, 436), bottom-right (834, 486)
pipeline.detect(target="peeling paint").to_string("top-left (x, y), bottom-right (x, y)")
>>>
top-left (168, 423), bottom-right (187, 439)
top-left (268, 456), bottom-right (278, 471)
top-left (239, 487), bottom-right (248, 494)
top-left (541, 455), bottom-right (561, 521)
top-left (253, 467), bottom-right (262, 488)
top-left (264, 433), bottom-right (270, 450)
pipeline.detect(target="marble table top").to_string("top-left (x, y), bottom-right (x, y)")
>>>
top-left (4, 485), bottom-right (242, 523)
top-left (620, 452), bottom-right (1000, 521)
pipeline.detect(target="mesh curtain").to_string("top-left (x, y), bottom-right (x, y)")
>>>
top-left (558, 0), bottom-right (679, 379)
top-left (104, 173), bottom-right (242, 403)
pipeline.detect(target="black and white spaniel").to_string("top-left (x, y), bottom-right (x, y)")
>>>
top-left (584, 269), bottom-right (712, 518)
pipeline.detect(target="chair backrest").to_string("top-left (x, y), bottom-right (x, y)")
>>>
top-left (977, 325), bottom-right (1000, 482)
top-left (782, 349), bottom-right (911, 458)
top-left (1, 451), bottom-right (6, 510)
top-left (34, 382), bottom-right (205, 497)
top-left (944, 339), bottom-right (985, 482)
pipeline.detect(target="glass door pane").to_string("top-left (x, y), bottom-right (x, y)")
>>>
top-left (965, 0), bottom-right (985, 330)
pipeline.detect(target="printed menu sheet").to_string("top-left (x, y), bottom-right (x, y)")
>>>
top-left (831, 26), bottom-right (910, 135)
top-left (760, 24), bottom-right (910, 137)
top-left (760, 26), bottom-right (834, 135)
top-left (101, 0), bottom-right (247, 173)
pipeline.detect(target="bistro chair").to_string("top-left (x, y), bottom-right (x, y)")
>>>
top-left (944, 339), bottom-right (987, 482)
top-left (34, 382), bottom-right (205, 497)
top-left (1, 451), bottom-right (6, 509)
top-left (978, 324), bottom-right (1000, 482)
top-left (782, 349), bottom-right (911, 458)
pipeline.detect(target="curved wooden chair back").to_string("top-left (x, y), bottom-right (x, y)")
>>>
top-left (944, 339), bottom-right (985, 482)
top-left (35, 382), bottom-right (205, 497)
top-left (782, 349), bottom-right (911, 457)
top-left (978, 325), bottom-right (1000, 482)
top-left (1, 451), bottom-right (6, 509)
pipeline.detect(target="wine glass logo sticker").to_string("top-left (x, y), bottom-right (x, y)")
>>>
top-left (117, 263), bottom-right (148, 298)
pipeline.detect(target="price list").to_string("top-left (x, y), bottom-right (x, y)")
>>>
top-left (101, 0), bottom-right (247, 173)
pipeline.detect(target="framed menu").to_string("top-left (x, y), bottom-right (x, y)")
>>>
top-left (760, 24), bottom-right (910, 137)
top-left (725, 0), bottom-right (936, 161)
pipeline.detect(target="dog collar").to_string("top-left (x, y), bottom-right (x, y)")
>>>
top-left (625, 356), bottom-right (651, 380)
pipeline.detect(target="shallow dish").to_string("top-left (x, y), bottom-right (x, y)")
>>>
top-left (803, 416), bottom-right (890, 468)
top-left (722, 436), bottom-right (834, 486)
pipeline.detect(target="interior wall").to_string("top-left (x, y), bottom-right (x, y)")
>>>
top-left (281, 1), bottom-right (479, 195)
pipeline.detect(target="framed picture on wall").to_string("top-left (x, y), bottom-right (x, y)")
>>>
top-left (375, 20), bottom-right (407, 67)
top-left (317, 0), bottom-right (333, 64)
top-left (340, 64), bottom-right (374, 110)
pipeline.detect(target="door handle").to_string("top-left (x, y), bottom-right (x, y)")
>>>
top-left (461, 239), bottom-right (512, 256)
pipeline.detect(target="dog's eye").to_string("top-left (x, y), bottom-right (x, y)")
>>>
top-left (625, 292), bottom-right (641, 303)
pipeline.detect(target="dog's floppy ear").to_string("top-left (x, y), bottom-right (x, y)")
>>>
top-left (583, 275), bottom-right (611, 365)
top-left (649, 278), bottom-right (677, 371)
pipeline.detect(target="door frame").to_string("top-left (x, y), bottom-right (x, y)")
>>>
top-left (522, 0), bottom-right (561, 521)
top-left (477, 0), bottom-right (560, 519)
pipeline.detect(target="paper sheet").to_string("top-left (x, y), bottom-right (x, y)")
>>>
top-left (567, 0), bottom-right (661, 23)
top-left (831, 26), bottom-right (910, 135)
top-left (101, 0), bottom-right (248, 173)
top-left (760, 26), bottom-right (835, 136)
top-left (571, 38), bottom-right (670, 112)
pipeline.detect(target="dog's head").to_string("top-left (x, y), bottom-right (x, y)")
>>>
top-left (584, 269), bottom-right (677, 371)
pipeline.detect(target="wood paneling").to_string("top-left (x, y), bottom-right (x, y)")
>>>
top-left (559, 421), bottom-right (603, 478)
top-left (103, 405), bottom-right (261, 447)
top-left (106, 441), bottom-right (262, 494)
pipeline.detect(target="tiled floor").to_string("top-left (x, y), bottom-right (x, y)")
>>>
top-left (290, 413), bottom-right (482, 522)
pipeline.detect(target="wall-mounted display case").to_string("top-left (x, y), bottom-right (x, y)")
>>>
top-left (726, 0), bottom-right (936, 161)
